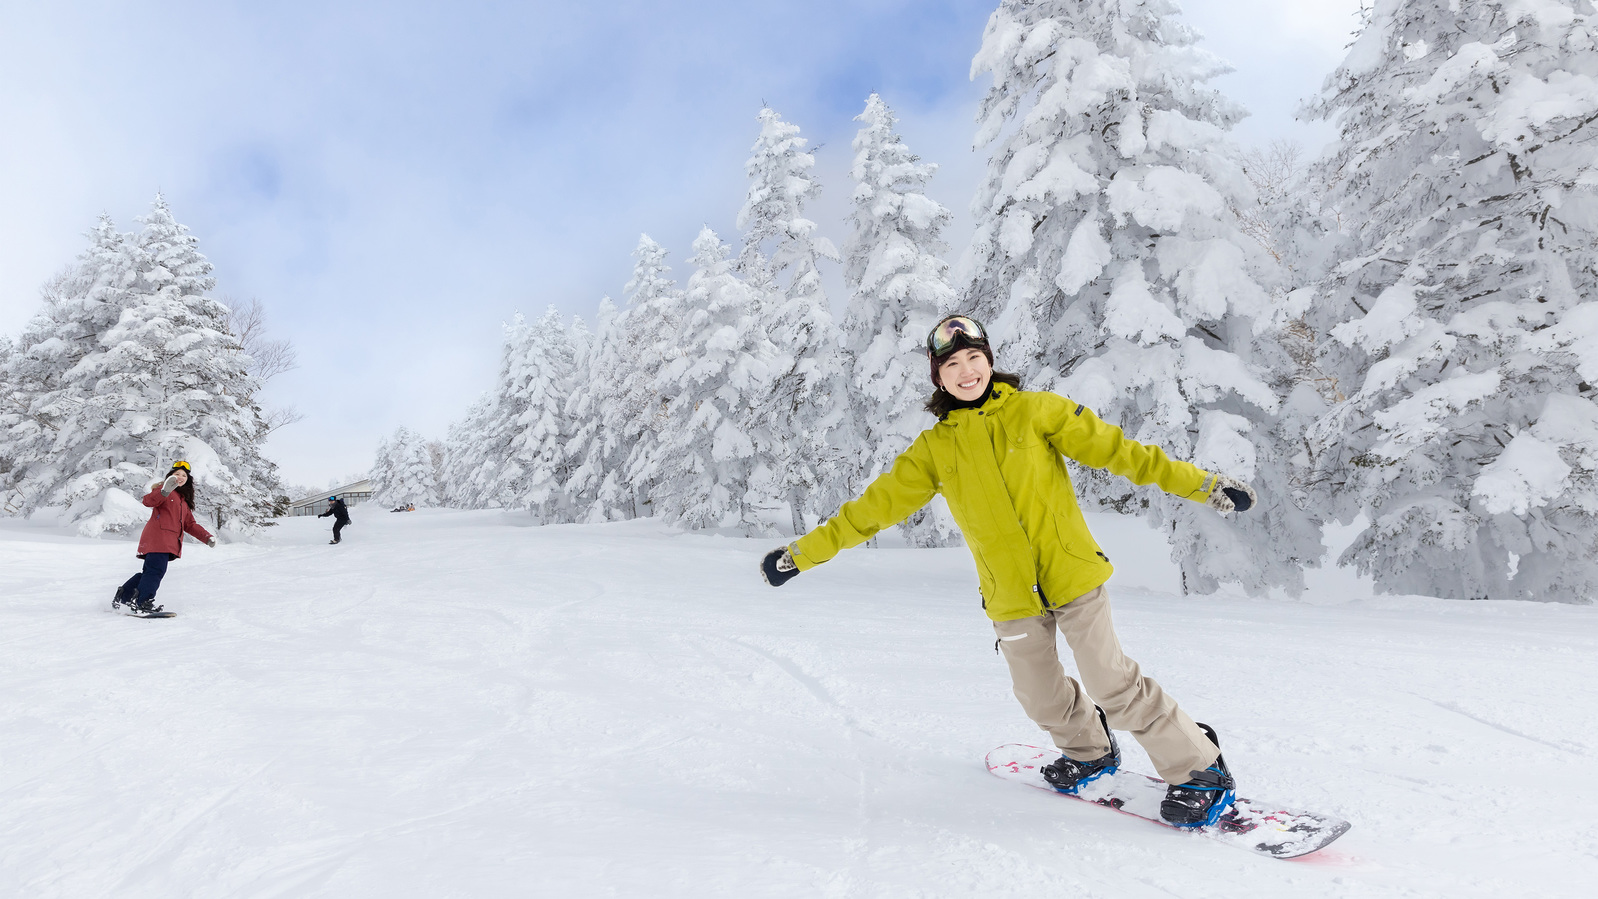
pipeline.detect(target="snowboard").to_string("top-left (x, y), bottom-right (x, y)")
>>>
top-left (113, 598), bottom-right (175, 619)
top-left (986, 743), bottom-right (1350, 859)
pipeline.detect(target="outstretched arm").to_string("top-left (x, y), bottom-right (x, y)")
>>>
top-left (790, 437), bottom-right (939, 570)
top-left (1043, 396), bottom-right (1210, 501)
top-left (1045, 396), bottom-right (1258, 510)
top-left (1040, 394), bottom-right (1262, 510)
top-left (761, 436), bottom-right (939, 586)
top-left (181, 506), bottom-right (214, 545)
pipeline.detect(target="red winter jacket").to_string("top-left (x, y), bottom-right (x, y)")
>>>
top-left (137, 488), bottom-right (212, 558)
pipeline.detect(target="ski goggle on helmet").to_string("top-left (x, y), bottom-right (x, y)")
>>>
top-left (926, 314), bottom-right (990, 357)
top-left (171, 460), bottom-right (191, 471)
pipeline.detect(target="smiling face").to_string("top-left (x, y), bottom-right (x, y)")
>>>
top-left (171, 469), bottom-right (189, 486)
top-left (937, 348), bottom-right (993, 402)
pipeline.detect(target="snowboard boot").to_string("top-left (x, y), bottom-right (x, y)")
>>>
top-left (1160, 722), bottom-right (1236, 828)
top-left (130, 591), bottom-right (165, 616)
top-left (112, 583), bottom-right (133, 611)
top-left (1041, 706), bottom-right (1120, 795)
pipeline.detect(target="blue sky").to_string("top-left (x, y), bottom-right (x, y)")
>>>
top-left (0, 0), bottom-right (1364, 489)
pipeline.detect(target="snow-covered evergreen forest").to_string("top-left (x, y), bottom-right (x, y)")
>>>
top-left (6, 0), bottom-right (1598, 602)
top-left (376, 0), bottom-right (1596, 603)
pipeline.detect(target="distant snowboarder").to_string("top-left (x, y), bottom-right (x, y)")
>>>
top-left (112, 461), bottom-right (217, 616)
top-left (760, 314), bottom-right (1260, 828)
top-left (319, 496), bottom-right (351, 544)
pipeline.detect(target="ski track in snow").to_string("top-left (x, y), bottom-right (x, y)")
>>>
top-left (1413, 695), bottom-right (1584, 755)
top-left (1, 509), bottom-right (1595, 897)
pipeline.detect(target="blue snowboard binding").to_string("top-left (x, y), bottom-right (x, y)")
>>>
top-left (1160, 722), bottom-right (1236, 828)
top-left (1041, 706), bottom-right (1120, 795)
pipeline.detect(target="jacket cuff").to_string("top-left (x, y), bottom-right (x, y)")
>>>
top-left (789, 539), bottom-right (823, 572)
top-left (1182, 472), bottom-right (1216, 503)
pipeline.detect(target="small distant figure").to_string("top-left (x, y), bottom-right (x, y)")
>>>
top-left (319, 495), bottom-right (351, 544)
top-left (389, 502), bottom-right (416, 513)
top-left (112, 460), bottom-right (217, 616)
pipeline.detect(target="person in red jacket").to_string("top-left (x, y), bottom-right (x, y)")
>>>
top-left (111, 461), bottom-right (217, 615)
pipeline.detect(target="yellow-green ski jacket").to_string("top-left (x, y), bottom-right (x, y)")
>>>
top-left (791, 383), bottom-right (1217, 621)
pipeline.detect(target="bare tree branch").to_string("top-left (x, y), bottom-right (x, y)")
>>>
top-left (262, 405), bottom-right (306, 436)
top-left (222, 296), bottom-right (298, 384)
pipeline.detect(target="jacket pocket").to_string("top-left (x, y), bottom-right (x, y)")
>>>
top-left (1052, 513), bottom-right (1106, 566)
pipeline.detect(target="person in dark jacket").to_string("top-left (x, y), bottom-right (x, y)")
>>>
top-left (319, 496), bottom-right (351, 544)
top-left (112, 461), bottom-right (216, 614)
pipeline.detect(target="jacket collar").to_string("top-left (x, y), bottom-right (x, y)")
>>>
top-left (937, 380), bottom-right (1016, 427)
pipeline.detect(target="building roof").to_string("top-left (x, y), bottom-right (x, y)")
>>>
top-left (289, 479), bottom-right (374, 509)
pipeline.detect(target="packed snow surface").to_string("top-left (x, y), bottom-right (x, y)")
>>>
top-left (2, 509), bottom-right (1595, 897)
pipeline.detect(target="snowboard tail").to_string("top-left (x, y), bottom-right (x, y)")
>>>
top-left (986, 743), bottom-right (1349, 859)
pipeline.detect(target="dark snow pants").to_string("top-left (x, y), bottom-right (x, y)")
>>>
top-left (121, 552), bottom-right (173, 600)
top-left (332, 520), bottom-right (347, 542)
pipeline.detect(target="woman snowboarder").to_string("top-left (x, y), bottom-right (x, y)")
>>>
top-left (112, 461), bottom-right (217, 616)
top-left (759, 314), bottom-right (1258, 828)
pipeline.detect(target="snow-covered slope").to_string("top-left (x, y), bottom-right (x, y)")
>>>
top-left (1, 510), bottom-right (1593, 897)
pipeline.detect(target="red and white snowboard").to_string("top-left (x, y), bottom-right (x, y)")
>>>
top-left (986, 743), bottom-right (1350, 859)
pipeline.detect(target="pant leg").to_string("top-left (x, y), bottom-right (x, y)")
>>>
top-left (136, 553), bottom-right (171, 599)
top-left (120, 572), bottom-right (142, 597)
top-left (993, 612), bottom-right (1111, 760)
top-left (333, 521), bottom-right (345, 542)
top-left (1053, 585), bottom-right (1218, 784)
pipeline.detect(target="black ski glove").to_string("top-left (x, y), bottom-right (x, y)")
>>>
top-left (761, 546), bottom-right (800, 587)
top-left (1205, 475), bottom-right (1257, 513)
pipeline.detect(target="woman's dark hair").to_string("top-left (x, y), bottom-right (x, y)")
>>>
top-left (925, 371), bottom-right (1022, 419)
top-left (168, 465), bottom-right (196, 510)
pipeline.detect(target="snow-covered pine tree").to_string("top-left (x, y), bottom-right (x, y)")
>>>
top-left (566, 313), bottom-right (592, 388)
top-left (0, 336), bottom-right (12, 472)
top-left (841, 93), bottom-right (961, 547)
top-left (615, 235), bottom-right (684, 519)
top-left (441, 393), bottom-right (496, 508)
top-left (736, 107), bottom-right (852, 534)
top-left (3, 200), bottom-right (280, 534)
top-left (651, 227), bottom-right (782, 531)
top-left (1305, 0), bottom-right (1598, 601)
top-left (0, 215), bottom-right (142, 522)
top-left (505, 305), bottom-right (577, 523)
top-left (964, 0), bottom-right (1321, 595)
top-left (563, 297), bottom-right (632, 522)
top-left (459, 315), bottom-right (538, 509)
top-left (96, 197), bottom-right (281, 532)
top-left (371, 425), bottom-right (439, 508)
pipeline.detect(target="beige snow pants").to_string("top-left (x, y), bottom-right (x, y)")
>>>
top-left (993, 585), bottom-right (1219, 785)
